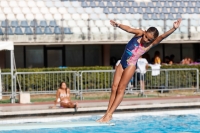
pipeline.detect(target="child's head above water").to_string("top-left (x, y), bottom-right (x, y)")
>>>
top-left (141, 27), bottom-right (159, 45)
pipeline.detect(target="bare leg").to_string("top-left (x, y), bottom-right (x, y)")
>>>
top-left (61, 102), bottom-right (77, 108)
top-left (140, 74), bottom-right (145, 96)
top-left (97, 64), bottom-right (124, 122)
top-left (107, 64), bottom-right (124, 112)
top-left (140, 80), bottom-right (145, 92)
top-left (101, 65), bottom-right (136, 122)
top-left (139, 80), bottom-right (145, 96)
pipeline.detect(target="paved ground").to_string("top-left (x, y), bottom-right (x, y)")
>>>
top-left (0, 96), bottom-right (200, 118)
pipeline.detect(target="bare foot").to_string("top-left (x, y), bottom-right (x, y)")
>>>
top-left (100, 113), bottom-right (112, 123)
top-left (96, 115), bottom-right (106, 122)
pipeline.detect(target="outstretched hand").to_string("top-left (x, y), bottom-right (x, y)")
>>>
top-left (110, 20), bottom-right (120, 27)
top-left (173, 18), bottom-right (182, 29)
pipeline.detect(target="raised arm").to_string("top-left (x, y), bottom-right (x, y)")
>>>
top-left (110, 20), bottom-right (143, 36)
top-left (152, 18), bottom-right (182, 46)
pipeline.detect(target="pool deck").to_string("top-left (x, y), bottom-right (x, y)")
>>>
top-left (0, 95), bottom-right (200, 118)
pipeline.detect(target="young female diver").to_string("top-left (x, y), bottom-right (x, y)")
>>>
top-left (97, 18), bottom-right (182, 123)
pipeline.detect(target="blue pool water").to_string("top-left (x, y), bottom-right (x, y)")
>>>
top-left (1, 110), bottom-right (200, 133)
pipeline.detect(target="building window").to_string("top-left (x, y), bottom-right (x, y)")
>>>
top-left (26, 46), bottom-right (44, 68)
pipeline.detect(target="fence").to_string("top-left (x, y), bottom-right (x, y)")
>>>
top-left (14, 71), bottom-right (79, 95)
top-left (79, 68), bottom-right (199, 99)
top-left (0, 68), bottom-right (199, 102)
top-left (0, 72), bottom-right (12, 97)
top-left (1, 73), bottom-right (12, 96)
top-left (126, 68), bottom-right (199, 94)
top-left (78, 70), bottom-right (115, 99)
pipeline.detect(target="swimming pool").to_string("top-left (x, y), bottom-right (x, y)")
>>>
top-left (1, 109), bottom-right (200, 133)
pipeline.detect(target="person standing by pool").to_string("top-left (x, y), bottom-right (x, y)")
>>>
top-left (49, 82), bottom-right (78, 110)
top-left (135, 56), bottom-right (148, 96)
top-left (97, 18), bottom-right (182, 123)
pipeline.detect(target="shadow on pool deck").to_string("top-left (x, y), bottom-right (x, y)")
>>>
top-left (0, 96), bottom-right (200, 118)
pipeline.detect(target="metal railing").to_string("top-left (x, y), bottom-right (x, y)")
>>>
top-left (126, 68), bottom-right (199, 94)
top-left (0, 68), bottom-right (199, 101)
top-left (0, 72), bottom-right (12, 97)
top-left (78, 70), bottom-right (115, 99)
top-left (14, 71), bottom-right (79, 95)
